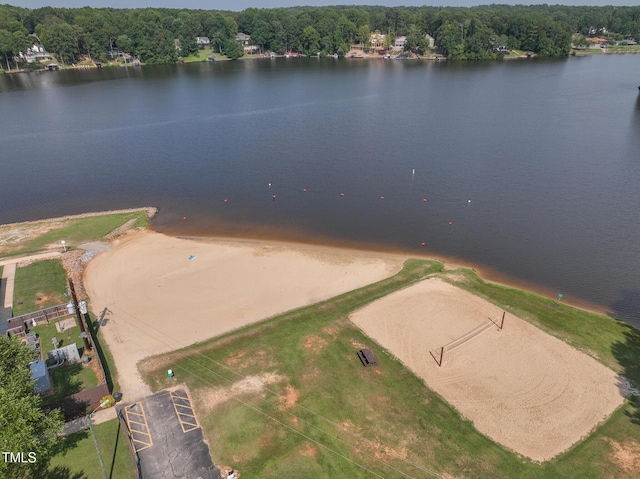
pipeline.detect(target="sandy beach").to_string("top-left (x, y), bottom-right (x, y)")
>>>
top-left (349, 278), bottom-right (625, 461)
top-left (84, 230), bottom-right (405, 400)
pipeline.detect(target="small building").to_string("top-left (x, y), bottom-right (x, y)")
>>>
top-left (196, 37), bottom-right (210, 47)
top-left (30, 360), bottom-right (52, 395)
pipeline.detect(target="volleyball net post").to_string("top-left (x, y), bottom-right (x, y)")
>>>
top-left (430, 347), bottom-right (444, 367)
top-left (429, 311), bottom-right (505, 367)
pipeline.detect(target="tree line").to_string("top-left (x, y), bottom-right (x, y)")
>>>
top-left (0, 4), bottom-right (639, 66)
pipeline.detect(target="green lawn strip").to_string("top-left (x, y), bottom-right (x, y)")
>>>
top-left (13, 259), bottom-right (67, 315)
top-left (0, 211), bottom-right (148, 259)
top-left (86, 309), bottom-right (122, 394)
top-left (182, 47), bottom-right (213, 62)
top-left (44, 418), bottom-right (137, 479)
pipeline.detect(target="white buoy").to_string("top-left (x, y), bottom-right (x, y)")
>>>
top-left (268, 183), bottom-right (271, 188)
top-left (412, 168), bottom-right (415, 178)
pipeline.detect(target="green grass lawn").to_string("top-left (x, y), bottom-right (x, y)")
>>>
top-left (13, 259), bottom-right (67, 315)
top-left (0, 210), bottom-right (149, 259)
top-left (44, 418), bottom-right (137, 479)
top-left (140, 261), bottom-right (640, 478)
top-left (182, 47), bottom-right (214, 62)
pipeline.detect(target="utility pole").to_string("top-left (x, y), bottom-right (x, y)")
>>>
top-left (68, 278), bottom-right (92, 351)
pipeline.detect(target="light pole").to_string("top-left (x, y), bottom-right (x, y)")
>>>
top-left (88, 399), bottom-right (111, 479)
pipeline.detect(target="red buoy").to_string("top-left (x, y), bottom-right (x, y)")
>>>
top-left (223, 199), bottom-right (228, 203)
top-left (340, 193), bottom-right (345, 197)
top-left (183, 216), bottom-right (187, 221)
top-left (448, 221), bottom-right (453, 225)
top-left (303, 188), bottom-right (307, 193)
top-left (421, 242), bottom-right (426, 247)
top-left (380, 196), bottom-right (385, 200)
top-left (422, 198), bottom-right (427, 202)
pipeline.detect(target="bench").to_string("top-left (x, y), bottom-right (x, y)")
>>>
top-left (357, 348), bottom-right (378, 366)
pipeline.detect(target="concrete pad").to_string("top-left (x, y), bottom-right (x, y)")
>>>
top-left (78, 242), bottom-right (112, 253)
top-left (2, 262), bottom-right (16, 309)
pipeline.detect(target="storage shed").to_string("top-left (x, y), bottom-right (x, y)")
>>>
top-left (30, 360), bottom-right (52, 395)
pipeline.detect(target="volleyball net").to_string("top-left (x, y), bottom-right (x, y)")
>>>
top-left (430, 312), bottom-right (505, 367)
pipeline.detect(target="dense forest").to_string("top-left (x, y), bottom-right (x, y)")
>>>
top-left (1, 3), bottom-right (639, 66)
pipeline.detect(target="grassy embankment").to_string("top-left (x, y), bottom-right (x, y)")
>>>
top-left (44, 418), bottom-right (138, 479)
top-left (0, 210), bottom-right (149, 259)
top-left (140, 262), bottom-right (639, 479)
top-left (182, 47), bottom-right (216, 62)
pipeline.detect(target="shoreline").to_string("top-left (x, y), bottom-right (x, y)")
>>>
top-left (0, 208), bottom-right (611, 319)
top-left (167, 229), bottom-right (610, 319)
top-left (0, 207), bottom-right (157, 229)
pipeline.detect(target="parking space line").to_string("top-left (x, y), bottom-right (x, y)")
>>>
top-left (170, 390), bottom-right (200, 433)
top-left (124, 403), bottom-right (153, 452)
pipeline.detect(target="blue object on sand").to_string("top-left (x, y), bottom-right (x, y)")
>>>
top-left (189, 255), bottom-right (197, 260)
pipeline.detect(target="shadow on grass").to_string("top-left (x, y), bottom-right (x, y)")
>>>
top-left (609, 289), bottom-right (640, 426)
top-left (108, 419), bottom-right (121, 479)
top-left (43, 363), bottom-right (85, 405)
top-left (53, 430), bottom-right (90, 457)
top-left (87, 311), bottom-right (115, 392)
top-left (35, 465), bottom-right (87, 479)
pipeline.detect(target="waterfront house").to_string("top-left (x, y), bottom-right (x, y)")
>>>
top-left (235, 33), bottom-right (251, 45)
top-left (196, 37), bottom-right (210, 48)
top-left (393, 36), bottom-right (406, 51)
top-left (370, 33), bottom-right (386, 49)
top-left (16, 44), bottom-right (53, 63)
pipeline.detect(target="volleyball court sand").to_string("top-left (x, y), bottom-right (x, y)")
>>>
top-left (84, 230), bottom-right (404, 401)
top-left (349, 278), bottom-right (625, 461)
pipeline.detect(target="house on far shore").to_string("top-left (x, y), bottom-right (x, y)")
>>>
top-left (196, 36), bottom-right (210, 48)
top-left (393, 36), bottom-right (406, 51)
top-left (16, 44), bottom-right (53, 63)
top-left (235, 33), bottom-right (258, 54)
top-left (235, 33), bottom-right (251, 45)
top-left (425, 34), bottom-right (435, 49)
top-left (370, 33), bottom-right (386, 49)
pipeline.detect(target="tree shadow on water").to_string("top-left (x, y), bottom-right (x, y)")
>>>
top-left (608, 289), bottom-right (640, 426)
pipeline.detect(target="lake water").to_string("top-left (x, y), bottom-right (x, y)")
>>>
top-left (1, 55), bottom-right (639, 327)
